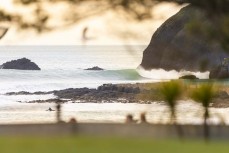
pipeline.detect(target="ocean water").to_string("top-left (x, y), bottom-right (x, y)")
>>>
top-left (0, 46), bottom-right (228, 124)
top-left (0, 45), bottom-right (149, 123)
top-left (0, 46), bottom-right (148, 93)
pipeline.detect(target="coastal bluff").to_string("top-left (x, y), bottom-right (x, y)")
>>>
top-left (140, 5), bottom-right (228, 73)
top-left (0, 58), bottom-right (41, 70)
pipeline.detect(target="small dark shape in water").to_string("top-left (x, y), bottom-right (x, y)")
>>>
top-left (0, 58), bottom-right (41, 70)
top-left (46, 107), bottom-right (55, 111)
top-left (85, 66), bottom-right (104, 70)
top-left (179, 75), bottom-right (198, 80)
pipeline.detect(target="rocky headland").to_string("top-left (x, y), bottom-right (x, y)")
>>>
top-left (140, 5), bottom-right (229, 79)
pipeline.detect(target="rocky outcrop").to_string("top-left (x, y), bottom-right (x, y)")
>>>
top-left (6, 82), bottom-right (229, 108)
top-left (85, 66), bottom-right (104, 70)
top-left (97, 84), bottom-right (140, 94)
top-left (6, 84), bottom-right (141, 103)
top-left (140, 5), bottom-right (228, 72)
top-left (1, 58), bottom-right (41, 70)
top-left (179, 75), bottom-right (198, 79)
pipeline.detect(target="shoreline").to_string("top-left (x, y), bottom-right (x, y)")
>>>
top-left (5, 82), bottom-right (229, 108)
top-left (6, 83), bottom-right (143, 104)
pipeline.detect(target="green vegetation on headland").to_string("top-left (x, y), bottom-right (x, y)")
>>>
top-left (1, 136), bottom-right (229, 153)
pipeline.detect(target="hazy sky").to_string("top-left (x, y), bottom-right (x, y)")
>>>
top-left (0, 1), bottom-right (181, 45)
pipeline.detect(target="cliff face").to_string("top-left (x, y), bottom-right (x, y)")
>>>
top-left (140, 6), bottom-right (228, 72)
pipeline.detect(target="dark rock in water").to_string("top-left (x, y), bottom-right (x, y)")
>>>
top-left (1, 58), bottom-right (41, 70)
top-left (179, 75), bottom-right (198, 80)
top-left (46, 107), bottom-right (55, 111)
top-left (85, 66), bottom-right (104, 70)
top-left (132, 87), bottom-right (140, 94)
top-left (26, 99), bottom-right (68, 103)
top-left (209, 65), bottom-right (229, 79)
top-left (6, 91), bottom-right (52, 95)
top-left (6, 91), bottom-right (31, 95)
top-left (97, 84), bottom-right (140, 94)
top-left (54, 88), bottom-right (94, 99)
top-left (140, 5), bottom-right (228, 72)
top-left (8, 83), bottom-right (141, 103)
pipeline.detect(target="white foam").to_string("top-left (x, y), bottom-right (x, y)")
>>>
top-left (0, 94), bottom-right (56, 105)
top-left (137, 66), bottom-right (209, 80)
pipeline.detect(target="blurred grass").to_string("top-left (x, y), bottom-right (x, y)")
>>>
top-left (0, 136), bottom-right (229, 153)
